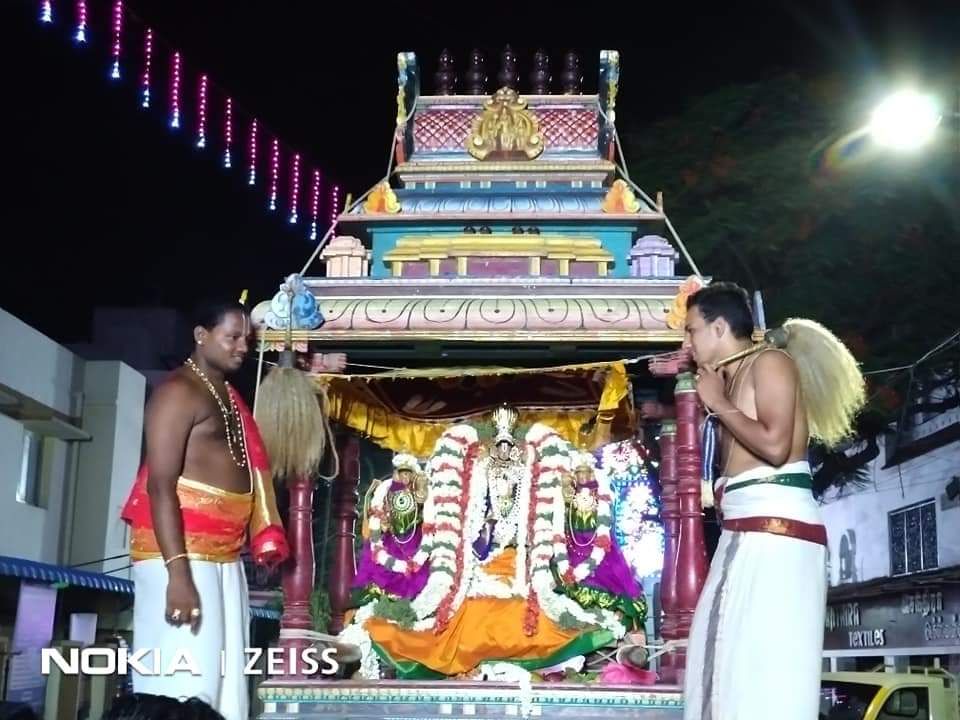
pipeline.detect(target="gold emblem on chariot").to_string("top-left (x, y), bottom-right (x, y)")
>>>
top-left (466, 87), bottom-right (544, 161)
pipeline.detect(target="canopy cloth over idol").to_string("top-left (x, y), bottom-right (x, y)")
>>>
top-left (311, 361), bottom-right (633, 457)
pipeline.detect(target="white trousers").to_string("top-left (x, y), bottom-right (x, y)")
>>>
top-left (132, 559), bottom-right (250, 720)
top-left (683, 463), bottom-right (827, 720)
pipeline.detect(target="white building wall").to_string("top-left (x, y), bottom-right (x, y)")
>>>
top-left (0, 309), bottom-right (82, 417)
top-left (0, 307), bottom-right (144, 569)
top-left (68, 362), bottom-right (144, 578)
top-left (820, 433), bottom-right (960, 587)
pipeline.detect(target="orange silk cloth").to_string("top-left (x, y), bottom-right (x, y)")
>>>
top-left (121, 386), bottom-right (289, 566)
top-left (364, 549), bottom-right (584, 676)
top-left (124, 473), bottom-right (254, 563)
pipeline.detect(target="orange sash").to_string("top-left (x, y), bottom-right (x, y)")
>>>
top-left (121, 387), bottom-right (289, 567)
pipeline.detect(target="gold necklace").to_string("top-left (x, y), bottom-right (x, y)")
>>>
top-left (185, 358), bottom-right (247, 468)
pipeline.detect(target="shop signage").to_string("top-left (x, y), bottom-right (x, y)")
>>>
top-left (824, 587), bottom-right (960, 651)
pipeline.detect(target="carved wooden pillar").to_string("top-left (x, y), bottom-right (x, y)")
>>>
top-left (672, 372), bottom-right (709, 683)
top-left (279, 475), bottom-right (315, 671)
top-left (656, 420), bottom-right (680, 683)
top-left (328, 433), bottom-right (360, 634)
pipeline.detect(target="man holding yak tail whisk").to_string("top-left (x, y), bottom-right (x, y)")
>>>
top-left (681, 282), bottom-right (865, 720)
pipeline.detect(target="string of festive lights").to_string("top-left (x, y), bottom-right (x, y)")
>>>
top-left (140, 27), bottom-right (152, 108)
top-left (196, 74), bottom-right (208, 148)
top-left (269, 138), bottom-right (280, 211)
top-left (329, 184), bottom-right (341, 227)
top-left (110, 0), bottom-right (122, 79)
top-left (74, 0), bottom-right (87, 43)
top-left (35, 6), bottom-right (343, 241)
top-left (247, 118), bottom-right (258, 185)
top-left (169, 51), bottom-right (181, 129)
top-left (224, 97), bottom-right (233, 168)
top-left (309, 169), bottom-right (322, 241)
top-left (288, 153), bottom-right (301, 224)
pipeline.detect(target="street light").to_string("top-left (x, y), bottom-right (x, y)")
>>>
top-left (868, 90), bottom-right (942, 151)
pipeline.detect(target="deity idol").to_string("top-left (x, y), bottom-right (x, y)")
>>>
top-left (339, 405), bottom-right (633, 679)
top-left (558, 451), bottom-right (648, 638)
top-left (352, 454), bottom-right (431, 606)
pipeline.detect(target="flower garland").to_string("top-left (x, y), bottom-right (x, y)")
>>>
top-left (554, 453), bottom-right (615, 584)
top-left (522, 441), bottom-right (541, 635)
top-left (408, 425), bottom-right (478, 630)
top-left (366, 478), bottom-right (430, 575)
top-left (339, 422), bottom-right (627, 677)
top-left (336, 602), bottom-right (381, 679)
top-left (525, 424), bottom-right (626, 640)
top-left (433, 437), bottom-right (479, 633)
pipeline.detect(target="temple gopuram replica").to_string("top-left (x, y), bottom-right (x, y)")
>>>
top-left (249, 47), bottom-right (729, 719)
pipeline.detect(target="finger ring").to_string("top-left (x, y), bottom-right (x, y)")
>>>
top-left (170, 609), bottom-right (182, 621)
top-left (190, 608), bottom-right (201, 618)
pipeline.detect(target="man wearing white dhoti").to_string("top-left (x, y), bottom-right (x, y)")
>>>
top-left (121, 299), bottom-right (289, 720)
top-left (680, 282), bottom-right (865, 720)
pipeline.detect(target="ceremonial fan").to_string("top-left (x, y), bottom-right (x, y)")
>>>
top-left (707, 318), bottom-right (866, 449)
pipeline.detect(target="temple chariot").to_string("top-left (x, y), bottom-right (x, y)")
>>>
top-left (249, 46), bottom-right (729, 719)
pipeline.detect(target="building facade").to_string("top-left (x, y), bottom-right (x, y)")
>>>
top-left (819, 375), bottom-right (960, 674)
top-left (0, 306), bottom-right (146, 709)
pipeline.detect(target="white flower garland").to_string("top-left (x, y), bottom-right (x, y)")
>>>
top-left (343, 422), bottom-right (625, 679)
top-left (525, 424), bottom-right (626, 640)
top-left (336, 602), bottom-right (381, 679)
top-left (410, 425), bottom-right (478, 624)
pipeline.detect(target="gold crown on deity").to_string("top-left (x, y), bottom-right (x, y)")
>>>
top-left (392, 453), bottom-right (422, 474)
top-left (491, 404), bottom-right (519, 445)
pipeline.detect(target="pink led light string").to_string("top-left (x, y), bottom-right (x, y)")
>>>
top-left (110, 0), bottom-right (123, 78)
top-left (140, 27), bottom-right (152, 107)
top-left (37, 6), bottom-right (346, 239)
top-left (248, 119), bottom-right (258, 185)
top-left (309, 170), bottom-right (322, 241)
top-left (224, 98), bottom-right (233, 168)
top-left (74, 0), bottom-right (87, 43)
top-left (169, 51), bottom-right (181, 128)
top-left (196, 74), bottom-right (208, 148)
top-left (268, 138), bottom-right (280, 211)
top-left (289, 154), bottom-right (301, 224)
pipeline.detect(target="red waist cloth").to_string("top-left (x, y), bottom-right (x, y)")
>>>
top-left (121, 386), bottom-right (289, 567)
top-left (723, 516), bottom-right (827, 546)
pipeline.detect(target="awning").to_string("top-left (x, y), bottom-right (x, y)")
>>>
top-left (0, 555), bottom-right (281, 621)
top-left (0, 555), bottom-right (133, 594)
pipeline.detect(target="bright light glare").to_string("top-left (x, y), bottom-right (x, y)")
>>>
top-left (869, 90), bottom-right (942, 150)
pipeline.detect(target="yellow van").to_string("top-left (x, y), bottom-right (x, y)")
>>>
top-left (820, 667), bottom-right (958, 720)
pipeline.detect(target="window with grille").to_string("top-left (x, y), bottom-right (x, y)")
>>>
top-left (889, 500), bottom-right (938, 576)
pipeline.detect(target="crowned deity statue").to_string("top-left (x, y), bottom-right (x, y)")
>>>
top-left (338, 405), bottom-right (642, 680)
top-left (557, 450), bottom-right (648, 639)
top-left (471, 405), bottom-right (528, 563)
top-left (352, 453), bottom-right (431, 606)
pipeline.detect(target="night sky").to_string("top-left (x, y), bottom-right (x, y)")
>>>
top-left (3, 0), bottom-right (959, 343)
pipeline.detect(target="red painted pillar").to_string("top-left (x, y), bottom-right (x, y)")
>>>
top-left (328, 434), bottom-right (360, 634)
top-left (656, 420), bottom-right (680, 684)
top-left (672, 371), bottom-right (708, 683)
top-left (279, 475), bottom-right (315, 672)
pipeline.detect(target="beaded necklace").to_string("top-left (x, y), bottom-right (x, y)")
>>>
top-left (185, 357), bottom-right (247, 469)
